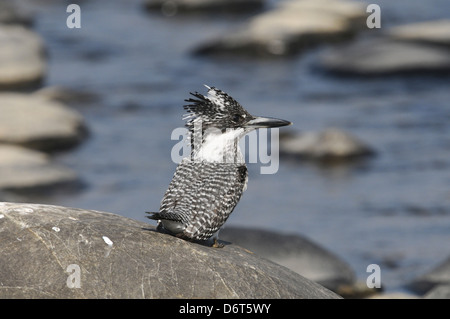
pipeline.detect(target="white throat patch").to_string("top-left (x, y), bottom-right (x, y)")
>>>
top-left (193, 128), bottom-right (245, 164)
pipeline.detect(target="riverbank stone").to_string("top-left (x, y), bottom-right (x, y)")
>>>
top-left (320, 37), bottom-right (450, 76)
top-left (0, 202), bottom-right (341, 298)
top-left (0, 93), bottom-right (87, 152)
top-left (388, 19), bottom-right (450, 47)
top-left (0, 145), bottom-right (79, 193)
top-left (220, 226), bottom-right (356, 291)
top-left (279, 128), bottom-right (375, 162)
top-left (0, 25), bottom-right (46, 89)
top-left (194, 0), bottom-right (367, 57)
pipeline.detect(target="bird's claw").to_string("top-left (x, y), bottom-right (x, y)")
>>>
top-left (212, 238), bottom-right (224, 248)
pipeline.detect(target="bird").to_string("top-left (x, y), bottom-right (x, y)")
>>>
top-left (146, 85), bottom-right (291, 247)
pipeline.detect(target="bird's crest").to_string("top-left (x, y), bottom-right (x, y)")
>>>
top-left (183, 85), bottom-right (251, 132)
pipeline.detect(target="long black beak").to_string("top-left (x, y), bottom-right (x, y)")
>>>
top-left (245, 116), bottom-right (292, 129)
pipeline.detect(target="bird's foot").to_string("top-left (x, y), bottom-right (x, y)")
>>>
top-left (211, 238), bottom-right (224, 248)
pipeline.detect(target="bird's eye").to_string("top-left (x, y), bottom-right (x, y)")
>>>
top-left (232, 114), bottom-right (242, 123)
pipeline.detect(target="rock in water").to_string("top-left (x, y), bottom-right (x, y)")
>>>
top-left (0, 145), bottom-right (80, 193)
top-left (0, 93), bottom-right (87, 152)
top-left (0, 25), bottom-right (46, 89)
top-left (0, 202), bottom-right (341, 299)
top-left (194, 0), bottom-right (367, 57)
top-left (320, 38), bottom-right (450, 76)
top-left (388, 19), bottom-right (450, 47)
top-left (318, 19), bottom-right (450, 75)
top-left (280, 128), bottom-right (375, 162)
top-left (220, 227), bottom-right (356, 292)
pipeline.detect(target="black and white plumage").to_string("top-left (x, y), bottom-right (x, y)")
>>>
top-left (147, 85), bottom-right (291, 247)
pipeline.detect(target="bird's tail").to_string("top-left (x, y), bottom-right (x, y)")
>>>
top-left (145, 212), bottom-right (161, 220)
top-left (145, 211), bottom-right (187, 236)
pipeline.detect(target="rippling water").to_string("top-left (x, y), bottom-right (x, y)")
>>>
top-left (23, 0), bottom-right (450, 291)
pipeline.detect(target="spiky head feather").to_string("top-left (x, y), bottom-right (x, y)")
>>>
top-left (183, 85), bottom-right (252, 133)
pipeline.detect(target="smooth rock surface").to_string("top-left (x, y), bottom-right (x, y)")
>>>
top-left (0, 145), bottom-right (79, 193)
top-left (388, 19), bottom-right (450, 47)
top-left (194, 0), bottom-right (367, 57)
top-left (220, 226), bottom-right (356, 291)
top-left (320, 38), bottom-right (450, 75)
top-left (278, 0), bottom-right (367, 28)
top-left (279, 128), bottom-right (375, 161)
top-left (0, 93), bottom-right (87, 151)
top-left (0, 25), bottom-right (46, 88)
top-left (0, 202), bottom-right (342, 299)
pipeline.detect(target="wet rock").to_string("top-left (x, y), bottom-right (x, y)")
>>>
top-left (0, 25), bottom-right (46, 89)
top-left (0, 93), bottom-right (87, 152)
top-left (0, 202), bottom-right (341, 299)
top-left (408, 256), bottom-right (450, 295)
top-left (279, 128), bottom-right (375, 161)
top-left (320, 38), bottom-right (450, 76)
top-left (144, 0), bottom-right (264, 15)
top-left (220, 226), bottom-right (356, 292)
top-left (0, 145), bottom-right (79, 193)
top-left (194, 0), bottom-right (367, 57)
top-left (388, 19), bottom-right (450, 47)
top-left (278, 0), bottom-right (367, 28)
top-left (0, 0), bottom-right (33, 26)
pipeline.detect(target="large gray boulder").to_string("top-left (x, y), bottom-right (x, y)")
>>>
top-left (0, 25), bottom-right (46, 89)
top-left (0, 93), bottom-right (87, 152)
top-left (0, 202), bottom-right (341, 299)
top-left (220, 226), bottom-right (356, 291)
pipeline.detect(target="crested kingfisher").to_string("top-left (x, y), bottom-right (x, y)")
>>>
top-left (147, 85), bottom-right (291, 247)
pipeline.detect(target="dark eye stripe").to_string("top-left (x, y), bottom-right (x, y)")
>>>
top-left (232, 114), bottom-right (242, 123)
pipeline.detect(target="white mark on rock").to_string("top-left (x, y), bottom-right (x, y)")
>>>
top-left (78, 234), bottom-right (89, 244)
top-left (102, 236), bottom-right (113, 258)
top-left (18, 221), bottom-right (29, 229)
top-left (102, 236), bottom-right (113, 246)
top-left (52, 226), bottom-right (60, 232)
top-left (68, 216), bottom-right (78, 221)
top-left (0, 214), bottom-right (4, 219)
